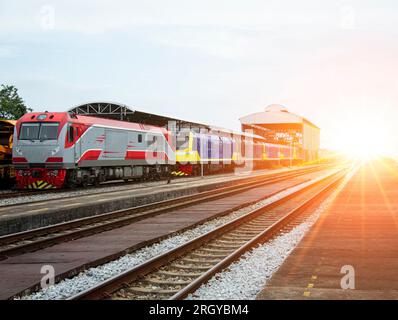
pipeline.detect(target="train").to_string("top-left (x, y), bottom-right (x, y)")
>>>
top-left (0, 119), bottom-right (16, 187)
top-left (175, 130), bottom-right (298, 175)
top-left (12, 112), bottom-right (300, 189)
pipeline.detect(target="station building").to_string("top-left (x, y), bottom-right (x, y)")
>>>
top-left (239, 105), bottom-right (320, 162)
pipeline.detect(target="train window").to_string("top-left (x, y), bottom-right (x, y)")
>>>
top-left (148, 135), bottom-right (157, 146)
top-left (176, 134), bottom-right (189, 149)
top-left (138, 134), bottom-right (142, 143)
top-left (39, 123), bottom-right (59, 140)
top-left (68, 125), bottom-right (74, 143)
top-left (20, 123), bottom-right (40, 140)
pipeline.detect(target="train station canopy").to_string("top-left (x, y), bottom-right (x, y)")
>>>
top-left (67, 101), bottom-right (210, 131)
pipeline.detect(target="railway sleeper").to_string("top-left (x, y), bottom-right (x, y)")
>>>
top-left (221, 235), bottom-right (253, 241)
top-left (143, 278), bottom-right (192, 286)
top-left (181, 257), bottom-right (221, 264)
top-left (190, 252), bottom-right (227, 259)
top-left (126, 287), bottom-right (180, 294)
top-left (200, 247), bottom-right (233, 254)
top-left (236, 227), bottom-right (268, 233)
top-left (157, 270), bottom-right (203, 277)
top-left (205, 243), bottom-right (241, 249)
top-left (171, 263), bottom-right (213, 271)
top-left (227, 231), bottom-right (259, 237)
top-left (216, 239), bottom-right (248, 245)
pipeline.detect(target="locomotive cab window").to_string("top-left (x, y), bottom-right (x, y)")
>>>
top-left (20, 123), bottom-right (40, 140)
top-left (19, 122), bottom-right (59, 140)
top-left (39, 123), bottom-right (59, 140)
top-left (176, 134), bottom-right (190, 149)
top-left (138, 134), bottom-right (142, 143)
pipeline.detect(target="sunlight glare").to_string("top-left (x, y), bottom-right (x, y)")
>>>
top-left (331, 112), bottom-right (393, 160)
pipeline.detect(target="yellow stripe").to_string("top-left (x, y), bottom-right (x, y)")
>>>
top-left (39, 181), bottom-right (48, 189)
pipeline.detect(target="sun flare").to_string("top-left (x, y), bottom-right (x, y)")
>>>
top-left (330, 113), bottom-right (394, 160)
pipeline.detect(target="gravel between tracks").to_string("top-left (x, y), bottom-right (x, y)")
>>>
top-left (18, 170), bottom-right (339, 300)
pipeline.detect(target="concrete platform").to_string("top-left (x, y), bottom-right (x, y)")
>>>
top-left (257, 159), bottom-right (398, 300)
top-left (0, 166), bottom-right (313, 236)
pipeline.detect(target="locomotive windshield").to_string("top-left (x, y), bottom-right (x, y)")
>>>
top-left (20, 123), bottom-right (59, 140)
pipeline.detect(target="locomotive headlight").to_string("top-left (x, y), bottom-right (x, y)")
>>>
top-left (51, 146), bottom-right (60, 156)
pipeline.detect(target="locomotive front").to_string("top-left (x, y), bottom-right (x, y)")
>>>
top-left (13, 112), bottom-right (70, 189)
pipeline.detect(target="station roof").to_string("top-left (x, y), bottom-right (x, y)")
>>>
top-left (239, 104), bottom-right (319, 129)
top-left (67, 101), bottom-right (211, 131)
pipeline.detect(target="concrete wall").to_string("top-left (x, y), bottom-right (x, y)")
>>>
top-left (302, 123), bottom-right (320, 161)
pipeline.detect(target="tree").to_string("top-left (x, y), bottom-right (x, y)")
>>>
top-left (0, 85), bottom-right (32, 120)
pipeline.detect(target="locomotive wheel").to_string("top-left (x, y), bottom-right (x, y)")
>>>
top-left (81, 176), bottom-right (89, 188)
top-left (94, 177), bottom-right (100, 186)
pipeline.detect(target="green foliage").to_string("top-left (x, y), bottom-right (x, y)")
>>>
top-left (0, 85), bottom-right (32, 120)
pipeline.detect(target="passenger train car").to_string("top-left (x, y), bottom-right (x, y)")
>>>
top-left (13, 112), bottom-right (299, 189)
top-left (0, 119), bottom-right (16, 187)
top-left (174, 130), bottom-right (299, 175)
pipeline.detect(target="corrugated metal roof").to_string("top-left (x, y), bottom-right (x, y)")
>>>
top-left (239, 104), bottom-right (319, 129)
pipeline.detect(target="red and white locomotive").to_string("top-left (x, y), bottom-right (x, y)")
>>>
top-left (13, 112), bottom-right (175, 189)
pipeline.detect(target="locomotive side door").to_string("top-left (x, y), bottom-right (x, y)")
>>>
top-left (105, 129), bottom-right (128, 159)
top-left (66, 124), bottom-right (78, 164)
top-left (73, 126), bottom-right (78, 162)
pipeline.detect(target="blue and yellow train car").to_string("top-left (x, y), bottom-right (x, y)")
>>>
top-left (174, 130), bottom-right (297, 176)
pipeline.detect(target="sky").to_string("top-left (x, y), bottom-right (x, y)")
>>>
top-left (0, 1), bottom-right (397, 156)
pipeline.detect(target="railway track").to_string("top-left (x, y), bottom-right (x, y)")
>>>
top-left (0, 166), bottom-right (330, 259)
top-left (68, 167), bottom-right (349, 300)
